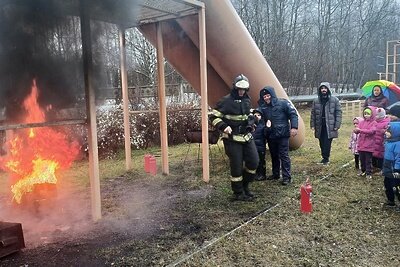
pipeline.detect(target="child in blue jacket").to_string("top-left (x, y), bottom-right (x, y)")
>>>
top-left (382, 121), bottom-right (400, 209)
top-left (251, 108), bottom-right (267, 181)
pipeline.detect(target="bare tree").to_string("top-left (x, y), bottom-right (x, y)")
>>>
top-left (231, 0), bottom-right (399, 94)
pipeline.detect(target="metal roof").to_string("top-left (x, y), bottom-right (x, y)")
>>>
top-left (0, 0), bottom-right (204, 28)
top-left (137, 0), bottom-right (203, 26)
top-left (84, 0), bottom-right (204, 28)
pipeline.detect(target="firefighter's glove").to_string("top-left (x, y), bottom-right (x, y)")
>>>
top-left (224, 126), bottom-right (232, 135)
top-left (393, 172), bottom-right (400, 179)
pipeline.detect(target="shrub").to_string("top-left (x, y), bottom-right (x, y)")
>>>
top-left (77, 102), bottom-right (203, 158)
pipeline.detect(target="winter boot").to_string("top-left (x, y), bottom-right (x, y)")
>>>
top-left (281, 177), bottom-right (292, 185)
top-left (254, 173), bottom-right (266, 181)
top-left (243, 180), bottom-right (255, 198)
top-left (230, 181), bottom-right (253, 202)
top-left (385, 200), bottom-right (396, 207)
top-left (243, 171), bottom-right (256, 198)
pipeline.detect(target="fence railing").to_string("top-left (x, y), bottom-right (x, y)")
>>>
top-left (341, 100), bottom-right (364, 121)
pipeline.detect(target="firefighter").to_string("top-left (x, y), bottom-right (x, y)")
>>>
top-left (209, 74), bottom-right (259, 201)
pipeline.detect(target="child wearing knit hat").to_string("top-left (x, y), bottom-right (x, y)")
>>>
top-left (354, 106), bottom-right (377, 178)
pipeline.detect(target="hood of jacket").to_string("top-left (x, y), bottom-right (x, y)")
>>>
top-left (258, 86), bottom-right (277, 106)
top-left (363, 106), bottom-right (376, 121)
top-left (387, 122), bottom-right (400, 140)
top-left (318, 82), bottom-right (332, 101)
top-left (353, 116), bottom-right (363, 125)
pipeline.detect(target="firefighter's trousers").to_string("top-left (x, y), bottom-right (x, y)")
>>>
top-left (222, 138), bottom-right (259, 194)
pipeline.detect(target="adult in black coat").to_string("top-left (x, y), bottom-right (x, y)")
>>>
top-left (310, 82), bottom-right (342, 165)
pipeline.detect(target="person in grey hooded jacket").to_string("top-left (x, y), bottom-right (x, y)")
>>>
top-left (310, 82), bottom-right (342, 165)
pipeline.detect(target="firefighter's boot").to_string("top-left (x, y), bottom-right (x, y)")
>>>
top-left (243, 171), bottom-right (256, 198)
top-left (230, 181), bottom-right (252, 202)
top-left (243, 180), bottom-right (255, 198)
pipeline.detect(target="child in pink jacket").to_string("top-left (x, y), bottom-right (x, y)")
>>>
top-left (372, 108), bottom-right (390, 171)
top-left (354, 106), bottom-right (377, 178)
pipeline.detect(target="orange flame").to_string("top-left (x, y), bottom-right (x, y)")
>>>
top-left (0, 80), bottom-right (80, 204)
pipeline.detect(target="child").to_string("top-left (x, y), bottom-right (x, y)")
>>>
top-left (349, 117), bottom-right (362, 170)
top-left (388, 103), bottom-right (400, 122)
top-left (252, 109), bottom-right (267, 181)
top-left (382, 122), bottom-right (400, 209)
top-left (354, 106), bottom-right (376, 179)
top-left (373, 108), bottom-right (390, 171)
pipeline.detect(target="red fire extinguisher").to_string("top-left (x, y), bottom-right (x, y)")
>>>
top-left (300, 177), bottom-right (313, 213)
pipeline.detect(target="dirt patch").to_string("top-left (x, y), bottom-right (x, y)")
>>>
top-left (0, 173), bottom-right (222, 266)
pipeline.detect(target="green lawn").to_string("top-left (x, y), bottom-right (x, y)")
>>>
top-left (1, 107), bottom-right (399, 267)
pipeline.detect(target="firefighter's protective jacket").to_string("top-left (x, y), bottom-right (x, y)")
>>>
top-left (209, 90), bottom-right (255, 143)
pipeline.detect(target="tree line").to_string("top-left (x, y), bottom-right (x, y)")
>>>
top-left (1, 0), bottom-right (399, 113)
top-left (231, 0), bottom-right (400, 95)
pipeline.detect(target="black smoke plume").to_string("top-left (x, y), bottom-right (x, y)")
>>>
top-left (0, 0), bottom-right (83, 122)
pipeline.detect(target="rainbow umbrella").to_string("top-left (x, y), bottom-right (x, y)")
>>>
top-left (361, 80), bottom-right (400, 105)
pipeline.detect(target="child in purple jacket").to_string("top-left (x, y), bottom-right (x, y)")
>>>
top-left (354, 106), bottom-right (377, 178)
top-left (349, 117), bottom-right (362, 170)
top-left (372, 108), bottom-right (390, 171)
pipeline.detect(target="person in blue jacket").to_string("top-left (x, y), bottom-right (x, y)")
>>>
top-left (258, 86), bottom-right (298, 185)
top-left (382, 121), bottom-right (400, 210)
top-left (251, 108), bottom-right (267, 181)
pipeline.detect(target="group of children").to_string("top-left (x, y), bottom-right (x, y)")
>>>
top-left (349, 104), bottom-right (400, 209)
top-left (251, 99), bottom-right (400, 210)
top-left (349, 107), bottom-right (389, 178)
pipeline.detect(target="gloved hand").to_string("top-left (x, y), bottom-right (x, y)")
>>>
top-left (246, 125), bottom-right (255, 133)
top-left (393, 172), bottom-right (400, 179)
top-left (224, 126), bottom-right (232, 134)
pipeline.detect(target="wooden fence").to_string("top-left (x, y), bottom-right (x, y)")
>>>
top-left (341, 100), bottom-right (364, 121)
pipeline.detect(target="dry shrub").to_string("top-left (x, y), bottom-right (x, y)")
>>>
top-left (78, 103), bottom-right (202, 158)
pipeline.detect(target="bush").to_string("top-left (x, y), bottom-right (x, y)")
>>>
top-left (78, 103), bottom-right (203, 158)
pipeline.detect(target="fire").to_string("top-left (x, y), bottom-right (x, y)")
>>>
top-left (0, 80), bottom-right (80, 204)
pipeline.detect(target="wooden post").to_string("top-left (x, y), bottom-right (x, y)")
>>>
top-left (80, 0), bottom-right (101, 221)
top-left (199, 5), bottom-right (209, 183)
top-left (342, 101), bottom-right (347, 120)
top-left (156, 22), bottom-right (169, 175)
top-left (351, 101), bottom-right (355, 119)
top-left (119, 27), bottom-right (132, 170)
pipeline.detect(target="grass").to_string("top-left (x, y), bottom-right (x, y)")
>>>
top-left (1, 107), bottom-right (400, 266)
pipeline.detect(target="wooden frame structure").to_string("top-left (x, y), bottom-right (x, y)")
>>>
top-left (0, 0), bottom-right (209, 221)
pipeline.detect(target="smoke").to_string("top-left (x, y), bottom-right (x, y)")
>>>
top-left (0, 1), bottom-right (84, 122)
top-left (0, 178), bottom-right (180, 248)
top-left (0, 0), bottom-right (144, 122)
top-left (0, 180), bottom-right (92, 248)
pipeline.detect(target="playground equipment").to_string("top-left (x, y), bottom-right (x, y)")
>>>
top-left (140, 0), bottom-right (305, 149)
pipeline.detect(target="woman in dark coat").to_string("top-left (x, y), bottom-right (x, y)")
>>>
top-left (364, 85), bottom-right (389, 109)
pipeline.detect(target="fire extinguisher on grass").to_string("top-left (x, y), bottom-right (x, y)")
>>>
top-left (300, 177), bottom-right (313, 213)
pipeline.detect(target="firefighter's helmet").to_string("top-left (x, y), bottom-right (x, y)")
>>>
top-left (233, 74), bottom-right (249, 91)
